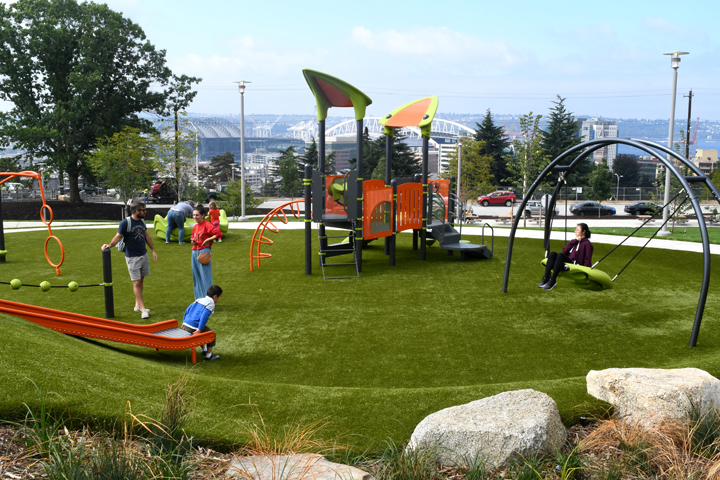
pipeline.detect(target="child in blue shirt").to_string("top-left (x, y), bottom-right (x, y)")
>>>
top-left (182, 284), bottom-right (223, 361)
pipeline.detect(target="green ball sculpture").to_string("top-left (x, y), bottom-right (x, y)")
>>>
top-left (10, 279), bottom-right (21, 290)
top-left (68, 281), bottom-right (79, 292)
top-left (40, 281), bottom-right (51, 292)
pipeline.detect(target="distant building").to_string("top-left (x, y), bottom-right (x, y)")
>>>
top-left (581, 118), bottom-right (618, 168)
top-left (693, 149), bottom-right (718, 175)
top-left (324, 136), bottom-right (358, 171)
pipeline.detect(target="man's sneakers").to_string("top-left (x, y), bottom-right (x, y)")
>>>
top-left (537, 277), bottom-right (549, 288)
top-left (543, 278), bottom-right (557, 290)
top-left (204, 353), bottom-right (220, 361)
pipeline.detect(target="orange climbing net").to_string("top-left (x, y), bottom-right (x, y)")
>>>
top-left (1, 171), bottom-right (64, 275)
top-left (249, 199), bottom-right (304, 271)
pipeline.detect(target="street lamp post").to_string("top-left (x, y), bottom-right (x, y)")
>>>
top-left (615, 173), bottom-right (623, 200)
top-left (659, 52), bottom-right (689, 236)
top-left (188, 120), bottom-right (199, 188)
top-left (456, 136), bottom-right (462, 219)
top-left (235, 80), bottom-right (251, 220)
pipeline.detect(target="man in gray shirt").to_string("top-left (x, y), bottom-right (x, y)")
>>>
top-left (166, 201), bottom-right (194, 244)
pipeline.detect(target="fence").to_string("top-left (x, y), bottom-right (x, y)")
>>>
top-left (0, 189), bottom-right (120, 203)
top-left (492, 186), bottom-right (719, 203)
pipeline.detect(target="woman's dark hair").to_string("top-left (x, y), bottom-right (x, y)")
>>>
top-left (577, 222), bottom-right (591, 239)
top-left (193, 204), bottom-right (207, 216)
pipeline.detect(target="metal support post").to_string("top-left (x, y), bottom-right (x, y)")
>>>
top-left (355, 119), bottom-right (363, 272)
top-left (390, 179), bottom-right (397, 266)
top-left (102, 248), bottom-right (114, 318)
top-left (304, 164), bottom-right (312, 275)
top-left (420, 136), bottom-right (429, 261)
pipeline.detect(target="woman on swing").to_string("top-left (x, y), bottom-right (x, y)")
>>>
top-left (539, 223), bottom-right (593, 291)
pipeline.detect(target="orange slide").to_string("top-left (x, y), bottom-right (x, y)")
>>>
top-left (0, 299), bottom-right (214, 363)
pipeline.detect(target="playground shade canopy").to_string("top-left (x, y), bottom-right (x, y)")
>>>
top-left (302, 69), bottom-right (372, 121)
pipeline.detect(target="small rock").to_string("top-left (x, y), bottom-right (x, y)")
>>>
top-left (587, 367), bottom-right (720, 427)
top-left (407, 389), bottom-right (566, 469)
top-left (226, 453), bottom-right (373, 480)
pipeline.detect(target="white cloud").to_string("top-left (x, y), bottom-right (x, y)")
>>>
top-left (644, 17), bottom-right (696, 40)
top-left (350, 26), bottom-right (526, 70)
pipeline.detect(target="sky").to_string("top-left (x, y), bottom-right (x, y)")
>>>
top-left (7, 0), bottom-right (720, 121)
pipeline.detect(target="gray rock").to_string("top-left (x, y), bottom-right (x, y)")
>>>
top-left (407, 389), bottom-right (566, 469)
top-left (226, 453), bottom-right (373, 480)
top-left (587, 367), bottom-right (720, 427)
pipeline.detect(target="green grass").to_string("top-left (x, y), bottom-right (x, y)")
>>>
top-left (2, 225), bottom-right (720, 450)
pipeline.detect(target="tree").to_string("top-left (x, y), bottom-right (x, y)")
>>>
top-left (539, 95), bottom-right (586, 185)
top-left (612, 154), bottom-right (640, 187)
top-left (587, 160), bottom-right (614, 216)
top-left (505, 112), bottom-right (544, 199)
top-left (208, 152), bottom-right (236, 184)
top-left (474, 109), bottom-right (510, 183)
top-left (217, 179), bottom-right (262, 219)
top-left (157, 74), bottom-right (202, 195)
top-left (87, 127), bottom-right (157, 206)
top-left (153, 114), bottom-right (200, 202)
top-left (0, 0), bottom-right (172, 202)
top-left (441, 139), bottom-right (494, 207)
top-left (277, 146), bottom-right (301, 198)
top-left (301, 137), bottom-right (336, 174)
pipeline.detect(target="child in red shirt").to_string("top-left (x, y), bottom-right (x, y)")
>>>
top-left (208, 201), bottom-right (223, 243)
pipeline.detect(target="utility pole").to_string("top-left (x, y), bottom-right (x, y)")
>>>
top-left (684, 89), bottom-right (693, 160)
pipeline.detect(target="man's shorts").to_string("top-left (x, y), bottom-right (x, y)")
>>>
top-left (125, 253), bottom-right (150, 281)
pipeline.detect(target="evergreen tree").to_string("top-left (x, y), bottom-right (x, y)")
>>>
top-left (277, 146), bottom-right (301, 198)
top-left (208, 152), bottom-right (235, 184)
top-left (612, 154), bottom-right (640, 186)
top-left (540, 96), bottom-right (586, 184)
top-left (587, 160), bottom-right (614, 216)
top-left (349, 128), bottom-right (420, 179)
top-left (301, 137), bottom-right (337, 174)
top-left (474, 109), bottom-right (510, 183)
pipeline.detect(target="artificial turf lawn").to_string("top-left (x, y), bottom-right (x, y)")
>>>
top-left (2, 225), bottom-right (720, 449)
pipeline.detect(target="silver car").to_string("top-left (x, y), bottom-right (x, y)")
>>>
top-left (524, 200), bottom-right (560, 217)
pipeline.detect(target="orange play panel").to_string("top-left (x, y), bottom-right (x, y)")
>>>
top-left (384, 98), bottom-right (432, 128)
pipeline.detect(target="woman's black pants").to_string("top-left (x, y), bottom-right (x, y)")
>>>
top-left (544, 251), bottom-right (572, 281)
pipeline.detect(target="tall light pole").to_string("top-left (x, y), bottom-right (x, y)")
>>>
top-left (615, 173), bottom-right (623, 200)
top-left (188, 120), bottom-right (199, 187)
top-left (235, 81), bottom-right (251, 220)
top-left (659, 52), bottom-right (688, 236)
top-left (456, 136), bottom-right (462, 219)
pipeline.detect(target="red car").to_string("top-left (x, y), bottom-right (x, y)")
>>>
top-left (477, 191), bottom-right (516, 207)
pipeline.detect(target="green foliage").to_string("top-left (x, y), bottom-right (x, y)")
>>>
top-left (686, 401), bottom-right (720, 457)
top-left (612, 154), bottom-right (640, 186)
top-left (374, 439), bottom-right (443, 480)
top-left (354, 129), bottom-right (420, 179)
top-left (0, 0), bottom-right (172, 202)
top-left (277, 146), bottom-right (301, 197)
top-left (300, 138), bottom-right (336, 175)
top-left (513, 453), bottom-right (545, 480)
top-left (587, 161), bottom-right (614, 209)
top-left (153, 114), bottom-right (200, 202)
top-left (442, 139), bottom-right (494, 204)
top-left (216, 179), bottom-right (261, 217)
top-left (553, 444), bottom-right (584, 479)
top-left (182, 184), bottom-right (207, 204)
top-left (506, 112), bottom-right (544, 197)
top-left (540, 96), bottom-right (582, 171)
top-left (473, 109), bottom-right (510, 183)
top-left (87, 127), bottom-right (158, 206)
top-left (208, 152), bottom-right (236, 184)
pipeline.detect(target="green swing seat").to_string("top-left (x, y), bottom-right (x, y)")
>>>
top-left (541, 258), bottom-right (612, 291)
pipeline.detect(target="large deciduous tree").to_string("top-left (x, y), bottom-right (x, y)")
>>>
top-left (612, 154), bottom-right (640, 187)
top-left (0, 0), bottom-right (172, 202)
top-left (474, 109), bottom-right (510, 183)
top-left (441, 139), bottom-right (494, 207)
top-left (587, 160), bottom-right (614, 216)
top-left (506, 112), bottom-right (544, 199)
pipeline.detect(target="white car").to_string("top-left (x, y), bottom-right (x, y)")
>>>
top-left (524, 200), bottom-right (560, 217)
top-left (1, 182), bottom-right (24, 192)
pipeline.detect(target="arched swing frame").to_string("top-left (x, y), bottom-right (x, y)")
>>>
top-left (502, 138), bottom-right (720, 347)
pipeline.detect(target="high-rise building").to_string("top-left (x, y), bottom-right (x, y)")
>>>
top-left (580, 118), bottom-right (618, 168)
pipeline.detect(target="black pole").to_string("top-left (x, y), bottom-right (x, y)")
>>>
top-left (356, 119), bottom-right (363, 273)
top-left (449, 175), bottom-right (456, 227)
top-left (685, 90), bottom-right (693, 160)
top-left (102, 248), bottom-right (114, 318)
top-left (420, 136), bottom-right (429, 260)
top-left (304, 163), bottom-right (312, 275)
top-left (390, 179), bottom-right (397, 266)
top-left (385, 131), bottom-right (392, 255)
top-left (318, 119), bottom-right (327, 265)
top-left (412, 173), bottom-right (421, 250)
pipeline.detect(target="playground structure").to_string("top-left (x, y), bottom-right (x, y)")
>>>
top-left (503, 137), bottom-right (720, 347)
top-left (0, 171), bottom-right (64, 274)
top-left (153, 209), bottom-right (229, 242)
top-left (275, 70), bottom-right (494, 279)
top-left (0, 298), bottom-right (213, 363)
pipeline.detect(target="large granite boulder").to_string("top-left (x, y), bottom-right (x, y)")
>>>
top-left (587, 368), bottom-right (720, 426)
top-left (407, 389), bottom-right (566, 469)
top-left (226, 454), bottom-right (372, 480)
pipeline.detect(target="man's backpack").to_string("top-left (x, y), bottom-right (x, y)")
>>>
top-left (117, 217), bottom-right (132, 253)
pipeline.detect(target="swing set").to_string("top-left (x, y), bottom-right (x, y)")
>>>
top-left (502, 138), bottom-right (720, 347)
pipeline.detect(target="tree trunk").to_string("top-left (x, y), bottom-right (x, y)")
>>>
top-left (67, 170), bottom-right (83, 203)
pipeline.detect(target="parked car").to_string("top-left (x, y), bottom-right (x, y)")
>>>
top-left (524, 200), bottom-right (560, 217)
top-left (624, 201), bottom-right (660, 216)
top-left (570, 201), bottom-right (616, 216)
top-left (477, 190), bottom-right (516, 207)
top-left (1, 182), bottom-right (24, 192)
